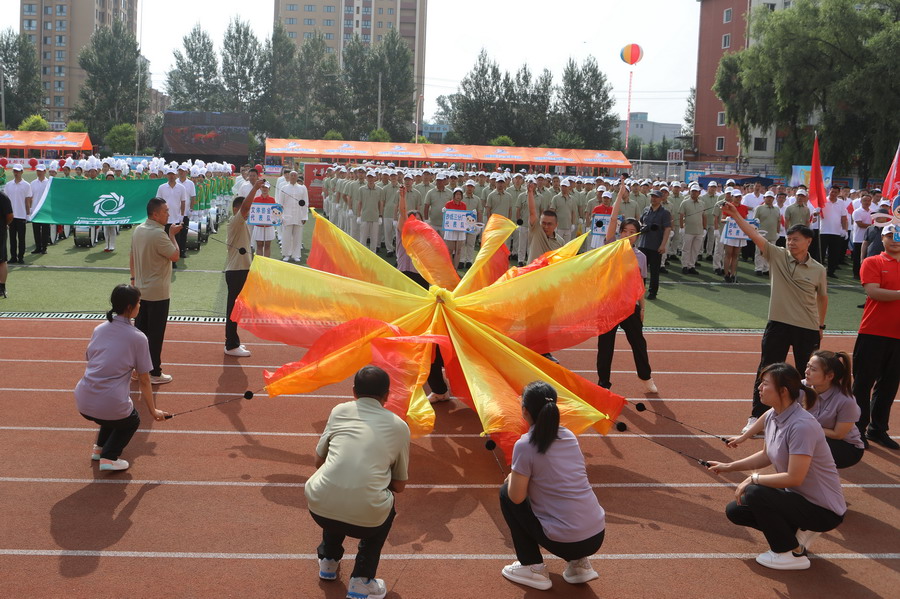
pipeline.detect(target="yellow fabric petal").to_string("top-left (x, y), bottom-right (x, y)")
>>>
top-left (453, 214), bottom-right (518, 296)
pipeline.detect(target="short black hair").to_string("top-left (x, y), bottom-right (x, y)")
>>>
top-left (786, 224), bottom-right (814, 239)
top-left (147, 197), bottom-right (167, 217)
top-left (232, 196), bottom-right (245, 209)
top-left (541, 209), bottom-right (557, 221)
top-left (353, 365), bottom-right (391, 400)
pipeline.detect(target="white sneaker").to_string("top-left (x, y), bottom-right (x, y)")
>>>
top-left (224, 345), bottom-right (251, 357)
top-left (796, 530), bottom-right (822, 553)
top-left (99, 458), bottom-right (129, 472)
top-left (427, 392), bottom-right (450, 403)
top-left (346, 577), bottom-right (386, 599)
top-left (642, 378), bottom-right (658, 394)
top-left (741, 417), bottom-right (758, 435)
top-left (149, 373), bottom-right (173, 385)
top-left (318, 557), bottom-right (339, 581)
top-left (563, 557), bottom-right (598, 584)
top-left (282, 256), bottom-right (291, 261)
top-left (755, 549), bottom-right (810, 570)
top-left (501, 561), bottom-right (552, 590)
top-left (91, 444), bottom-right (102, 461)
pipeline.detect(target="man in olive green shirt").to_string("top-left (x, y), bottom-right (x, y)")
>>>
top-left (462, 180), bottom-right (483, 267)
top-left (679, 184), bottom-right (707, 274)
top-left (424, 174), bottom-right (452, 230)
top-left (382, 170), bottom-right (401, 256)
top-left (356, 172), bottom-right (385, 253)
top-left (550, 179), bottom-right (579, 242)
top-left (702, 182), bottom-right (721, 259)
top-left (784, 189), bottom-right (812, 229)
top-left (753, 191), bottom-right (782, 275)
top-left (305, 365), bottom-right (409, 595)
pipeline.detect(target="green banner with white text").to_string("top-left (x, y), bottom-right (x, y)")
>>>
top-left (28, 178), bottom-right (162, 225)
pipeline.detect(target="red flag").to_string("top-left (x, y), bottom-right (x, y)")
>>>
top-left (809, 133), bottom-right (827, 218)
top-left (882, 140), bottom-right (900, 200)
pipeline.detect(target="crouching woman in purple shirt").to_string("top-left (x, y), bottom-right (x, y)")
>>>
top-left (75, 284), bottom-right (169, 472)
top-left (499, 381), bottom-right (606, 591)
top-left (708, 363), bottom-right (846, 571)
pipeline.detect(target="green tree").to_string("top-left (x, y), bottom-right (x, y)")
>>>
top-left (323, 129), bottom-right (344, 140)
top-left (220, 18), bottom-right (263, 114)
top-left (548, 130), bottom-right (584, 149)
top-left (64, 120), bottom-right (88, 133)
top-left (165, 24), bottom-right (224, 112)
top-left (0, 29), bottom-right (43, 129)
top-left (714, 0), bottom-right (899, 181)
top-left (104, 123), bottom-right (136, 154)
top-left (368, 128), bottom-right (390, 143)
top-left (295, 32), bottom-right (347, 138)
top-left (554, 56), bottom-right (618, 150)
top-left (255, 23), bottom-right (299, 137)
top-left (511, 66), bottom-right (554, 147)
top-left (451, 50), bottom-right (503, 145)
top-left (683, 86), bottom-right (696, 137)
top-left (489, 135), bottom-right (515, 147)
top-left (369, 29), bottom-right (415, 142)
top-left (18, 114), bottom-right (50, 131)
top-left (72, 20), bottom-right (149, 141)
top-left (414, 135), bottom-right (430, 144)
top-left (139, 113), bottom-right (164, 154)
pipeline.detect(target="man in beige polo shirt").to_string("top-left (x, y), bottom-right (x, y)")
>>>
top-left (130, 198), bottom-right (181, 384)
top-left (305, 366), bottom-right (410, 598)
top-left (722, 202), bottom-right (827, 435)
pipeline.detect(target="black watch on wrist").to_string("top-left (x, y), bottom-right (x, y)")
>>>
top-left (819, 325), bottom-right (826, 330)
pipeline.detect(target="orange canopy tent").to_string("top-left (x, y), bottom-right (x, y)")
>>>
top-left (266, 138), bottom-right (631, 169)
top-left (0, 131), bottom-right (94, 153)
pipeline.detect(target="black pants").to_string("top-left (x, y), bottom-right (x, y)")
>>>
top-left (403, 270), bottom-right (448, 395)
top-left (725, 484), bottom-right (843, 553)
top-left (499, 481), bottom-right (605, 565)
top-left (81, 408), bottom-right (141, 461)
top-left (9, 218), bottom-right (26, 262)
top-left (741, 239), bottom-right (755, 261)
top-left (751, 321), bottom-right (820, 418)
top-left (177, 224), bottom-right (188, 257)
top-left (820, 233), bottom-right (844, 275)
top-left (134, 298), bottom-right (170, 377)
top-left (810, 231), bottom-right (821, 263)
top-left (638, 247), bottom-right (662, 296)
top-left (31, 223), bottom-right (50, 252)
top-left (310, 508), bottom-right (396, 579)
top-left (852, 333), bottom-right (900, 436)
top-left (596, 303), bottom-right (651, 388)
top-left (851, 242), bottom-right (863, 279)
top-left (225, 269), bottom-right (249, 350)
top-left (826, 437), bottom-right (864, 469)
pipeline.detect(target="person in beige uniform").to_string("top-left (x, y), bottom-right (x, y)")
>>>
top-left (424, 173), bottom-right (453, 231)
top-left (526, 182), bottom-right (563, 262)
top-left (356, 172), bottom-right (385, 253)
top-left (550, 179), bottom-right (579, 243)
top-left (753, 191), bottom-right (782, 276)
top-left (785, 189), bottom-right (812, 229)
top-left (679, 183), bottom-right (707, 274)
top-left (462, 180), bottom-right (483, 268)
top-left (224, 179), bottom-right (263, 357)
top-left (129, 198), bottom-right (182, 384)
top-left (305, 366), bottom-right (410, 598)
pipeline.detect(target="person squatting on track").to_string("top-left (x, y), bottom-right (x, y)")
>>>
top-left (729, 351), bottom-right (864, 469)
top-left (708, 363), bottom-right (846, 571)
top-left (130, 197), bottom-right (183, 385)
top-left (305, 366), bottom-right (410, 599)
top-left (0, 189), bottom-right (13, 298)
top-left (499, 381), bottom-right (606, 591)
top-left (74, 284), bottom-right (169, 472)
top-left (721, 201), bottom-right (828, 437)
top-left (224, 179), bottom-right (264, 358)
top-left (852, 222), bottom-right (900, 451)
top-left (595, 185), bottom-right (656, 394)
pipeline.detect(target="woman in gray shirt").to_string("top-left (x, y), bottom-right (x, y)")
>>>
top-left (499, 381), bottom-right (606, 591)
top-left (709, 363), bottom-right (846, 571)
top-left (75, 285), bottom-right (169, 472)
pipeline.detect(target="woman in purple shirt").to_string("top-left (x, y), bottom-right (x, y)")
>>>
top-left (499, 381), bottom-right (606, 591)
top-left (709, 363), bottom-right (846, 571)
top-left (74, 285), bottom-right (169, 472)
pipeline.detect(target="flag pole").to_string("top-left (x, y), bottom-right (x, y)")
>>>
top-left (624, 70), bottom-right (633, 152)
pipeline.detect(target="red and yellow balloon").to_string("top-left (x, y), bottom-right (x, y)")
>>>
top-left (620, 44), bottom-right (643, 66)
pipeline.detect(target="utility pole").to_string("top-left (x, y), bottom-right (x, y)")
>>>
top-left (134, 0), bottom-right (144, 155)
top-left (376, 72), bottom-right (382, 131)
top-left (0, 64), bottom-right (6, 128)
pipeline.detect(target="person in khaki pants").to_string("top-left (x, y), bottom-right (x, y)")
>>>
top-left (679, 183), bottom-right (707, 274)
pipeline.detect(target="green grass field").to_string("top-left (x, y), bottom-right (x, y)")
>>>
top-left (1, 208), bottom-right (868, 331)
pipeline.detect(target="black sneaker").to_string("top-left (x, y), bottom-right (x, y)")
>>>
top-left (688, 268), bottom-right (699, 275)
top-left (705, 255), bottom-right (713, 262)
top-left (866, 430), bottom-right (899, 450)
top-left (0, 284), bottom-right (6, 298)
top-left (659, 266), bottom-right (669, 274)
top-left (682, 267), bottom-right (689, 274)
top-left (517, 261), bottom-right (525, 267)
top-left (465, 262), bottom-right (472, 268)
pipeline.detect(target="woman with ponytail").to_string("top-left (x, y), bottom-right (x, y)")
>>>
top-left (709, 363), bottom-right (846, 571)
top-left (728, 350), bottom-right (864, 468)
top-left (74, 284), bottom-right (169, 472)
top-left (499, 381), bottom-right (606, 591)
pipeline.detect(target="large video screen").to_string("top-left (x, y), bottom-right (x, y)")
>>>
top-left (162, 111), bottom-right (249, 157)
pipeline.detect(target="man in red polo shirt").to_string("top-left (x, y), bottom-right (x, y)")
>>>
top-left (853, 222), bottom-right (900, 450)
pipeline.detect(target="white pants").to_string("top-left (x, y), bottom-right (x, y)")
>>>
top-left (383, 217), bottom-right (395, 252)
top-left (755, 246), bottom-right (770, 273)
top-left (104, 225), bottom-right (117, 250)
top-left (705, 227), bottom-right (717, 257)
top-left (358, 220), bottom-right (380, 252)
top-left (668, 227), bottom-right (683, 257)
top-left (713, 232), bottom-right (726, 270)
top-left (681, 233), bottom-right (703, 268)
top-left (349, 211), bottom-right (360, 240)
top-left (558, 228), bottom-right (573, 243)
top-left (281, 223), bottom-right (304, 260)
top-left (466, 232), bottom-right (478, 264)
top-left (517, 225), bottom-right (528, 261)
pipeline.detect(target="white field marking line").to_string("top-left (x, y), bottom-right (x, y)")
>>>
top-left (1, 477), bottom-right (896, 490)
top-left (0, 359), bottom-right (759, 376)
top-left (0, 549), bottom-right (895, 561)
top-left (0, 388), bottom-right (752, 402)
top-left (0, 336), bottom-right (761, 354)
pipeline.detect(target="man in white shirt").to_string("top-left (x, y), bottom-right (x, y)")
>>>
top-left (29, 164), bottom-right (52, 255)
top-left (156, 167), bottom-right (189, 265)
top-left (851, 193), bottom-right (874, 279)
top-left (278, 171), bottom-right (309, 262)
top-left (4, 164), bottom-right (32, 264)
top-left (819, 185), bottom-right (850, 278)
top-left (178, 164), bottom-right (197, 215)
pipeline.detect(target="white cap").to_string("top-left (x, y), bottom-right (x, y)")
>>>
top-left (35, 163), bottom-right (46, 171)
top-left (764, 190), bottom-right (775, 198)
top-left (464, 179), bottom-right (476, 187)
top-left (731, 189), bottom-right (743, 197)
top-left (560, 178), bottom-right (572, 187)
top-left (796, 188), bottom-right (809, 196)
top-left (12, 163), bottom-right (23, 171)
top-left (601, 191), bottom-right (613, 199)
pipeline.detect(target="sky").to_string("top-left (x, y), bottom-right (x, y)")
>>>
top-left (0, 0), bottom-right (700, 126)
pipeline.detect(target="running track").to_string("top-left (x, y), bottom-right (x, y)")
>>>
top-left (1, 319), bottom-right (897, 598)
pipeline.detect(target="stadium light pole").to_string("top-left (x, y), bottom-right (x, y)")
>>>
top-left (0, 63), bottom-right (6, 128)
top-left (134, 0), bottom-right (144, 155)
